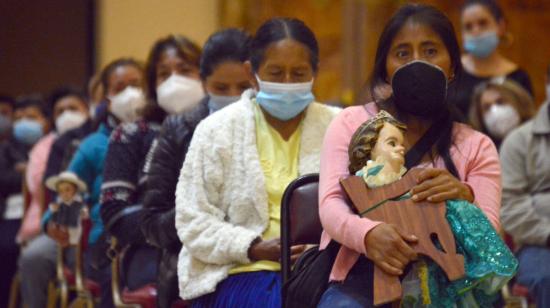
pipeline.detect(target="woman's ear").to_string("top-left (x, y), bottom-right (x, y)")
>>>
top-left (244, 61), bottom-right (258, 90)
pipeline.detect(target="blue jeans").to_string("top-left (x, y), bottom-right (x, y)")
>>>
top-left (318, 257), bottom-right (391, 308)
top-left (19, 234), bottom-right (114, 308)
top-left (123, 244), bottom-right (158, 290)
top-left (516, 245), bottom-right (550, 308)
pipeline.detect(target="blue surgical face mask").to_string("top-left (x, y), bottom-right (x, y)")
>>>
top-left (13, 118), bottom-right (44, 145)
top-left (207, 93), bottom-right (240, 114)
top-left (255, 75), bottom-right (315, 121)
top-left (464, 31), bottom-right (499, 58)
top-left (0, 114), bottom-right (12, 135)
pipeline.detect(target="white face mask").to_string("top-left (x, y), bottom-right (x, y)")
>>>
top-left (483, 104), bottom-right (521, 140)
top-left (55, 110), bottom-right (88, 134)
top-left (157, 74), bottom-right (205, 115)
top-left (109, 86), bottom-right (146, 123)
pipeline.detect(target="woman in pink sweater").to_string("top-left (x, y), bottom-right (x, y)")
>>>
top-left (317, 4), bottom-right (501, 307)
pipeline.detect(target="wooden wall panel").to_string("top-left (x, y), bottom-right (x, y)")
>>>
top-left (220, 0), bottom-right (550, 105)
top-left (220, 0), bottom-right (345, 104)
top-left (0, 0), bottom-right (94, 97)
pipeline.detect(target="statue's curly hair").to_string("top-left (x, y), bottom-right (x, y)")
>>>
top-left (348, 111), bottom-right (407, 174)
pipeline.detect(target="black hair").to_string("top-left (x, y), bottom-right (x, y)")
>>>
top-left (48, 86), bottom-right (88, 110)
top-left (15, 94), bottom-right (50, 119)
top-left (100, 58), bottom-right (143, 97)
top-left (249, 17), bottom-right (319, 73)
top-left (462, 0), bottom-right (504, 22)
top-left (369, 4), bottom-right (461, 178)
top-left (370, 4), bottom-right (462, 97)
top-left (142, 34), bottom-right (202, 123)
top-left (199, 28), bottom-right (251, 80)
top-left (0, 94), bottom-right (15, 109)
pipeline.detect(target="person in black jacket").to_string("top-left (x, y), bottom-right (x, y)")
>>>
top-left (43, 87), bottom-right (94, 186)
top-left (140, 29), bottom-right (251, 307)
top-left (100, 35), bottom-right (202, 294)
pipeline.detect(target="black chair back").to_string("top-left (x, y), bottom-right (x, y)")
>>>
top-left (280, 173), bottom-right (323, 286)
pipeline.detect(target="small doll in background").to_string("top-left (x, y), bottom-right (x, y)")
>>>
top-left (45, 171), bottom-right (88, 246)
top-left (347, 111), bottom-right (517, 307)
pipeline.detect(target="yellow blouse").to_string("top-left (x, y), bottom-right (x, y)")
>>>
top-left (230, 102), bottom-right (302, 274)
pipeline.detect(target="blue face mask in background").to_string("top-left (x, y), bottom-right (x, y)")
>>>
top-left (255, 76), bottom-right (315, 121)
top-left (13, 118), bottom-right (44, 145)
top-left (207, 93), bottom-right (241, 114)
top-left (464, 31), bottom-right (499, 58)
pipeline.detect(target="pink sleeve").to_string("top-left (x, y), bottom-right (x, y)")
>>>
top-left (25, 148), bottom-right (41, 196)
top-left (25, 136), bottom-right (52, 197)
top-left (21, 135), bottom-right (54, 237)
top-left (318, 110), bottom-right (381, 255)
top-left (463, 133), bottom-right (502, 230)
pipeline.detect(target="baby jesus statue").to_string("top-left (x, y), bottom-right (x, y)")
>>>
top-left (349, 110), bottom-right (407, 188)
top-left (343, 110), bottom-right (517, 307)
top-left (45, 171), bottom-right (89, 246)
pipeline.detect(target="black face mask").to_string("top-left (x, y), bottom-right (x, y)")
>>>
top-left (391, 60), bottom-right (448, 118)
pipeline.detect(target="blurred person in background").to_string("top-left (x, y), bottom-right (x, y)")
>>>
top-left (0, 95), bottom-right (32, 308)
top-left (43, 87), bottom-right (95, 189)
top-left (100, 35), bottom-right (201, 294)
top-left (19, 58), bottom-right (145, 308)
top-left (469, 80), bottom-right (535, 149)
top-left (500, 68), bottom-right (550, 308)
top-left (448, 0), bottom-right (533, 118)
top-left (17, 87), bottom-right (90, 244)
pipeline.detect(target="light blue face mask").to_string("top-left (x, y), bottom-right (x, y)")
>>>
top-left (255, 76), bottom-right (315, 121)
top-left (464, 31), bottom-right (499, 58)
top-left (207, 93), bottom-right (241, 114)
top-left (13, 118), bottom-right (43, 145)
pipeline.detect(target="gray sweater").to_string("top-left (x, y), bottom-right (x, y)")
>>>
top-left (500, 103), bottom-right (550, 248)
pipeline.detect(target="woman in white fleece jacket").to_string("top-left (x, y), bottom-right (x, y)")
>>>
top-left (174, 18), bottom-right (340, 307)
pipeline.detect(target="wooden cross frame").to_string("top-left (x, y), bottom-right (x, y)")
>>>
top-left (340, 168), bottom-right (465, 306)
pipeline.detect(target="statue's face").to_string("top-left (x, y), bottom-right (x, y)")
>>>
top-left (371, 122), bottom-right (405, 172)
top-left (57, 181), bottom-right (77, 203)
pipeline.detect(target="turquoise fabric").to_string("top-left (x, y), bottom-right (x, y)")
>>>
top-left (41, 124), bottom-right (111, 244)
top-left (356, 164), bottom-right (384, 178)
top-left (401, 199), bottom-right (518, 307)
top-left (354, 164), bottom-right (517, 306)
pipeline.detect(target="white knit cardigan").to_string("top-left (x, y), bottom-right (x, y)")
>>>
top-left (174, 89), bottom-right (340, 299)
